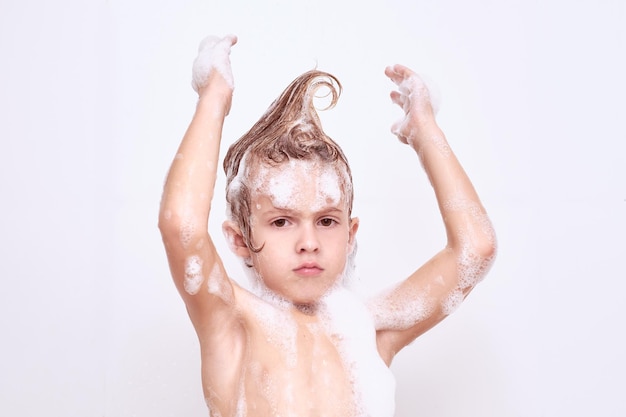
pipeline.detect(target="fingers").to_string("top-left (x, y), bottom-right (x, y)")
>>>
top-left (387, 64), bottom-right (416, 113)
top-left (385, 64), bottom-right (414, 85)
top-left (390, 90), bottom-right (407, 109)
top-left (391, 120), bottom-right (409, 145)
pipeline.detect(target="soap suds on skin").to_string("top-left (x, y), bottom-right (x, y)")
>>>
top-left (442, 288), bottom-right (464, 316)
top-left (179, 216), bottom-right (197, 249)
top-left (320, 287), bottom-right (396, 417)
top-left (315, 165), bottom-right (342, 211)
top-left (184, 255), bottom-right (204, 295)
top-left (249, 159), bottom-right (345, 212)
top-left (367, 284), bottom-right (434, 331)
top-left (244, 273), bottom-right (396, 416)
top-left (443, 197), bottom-right (497, 291)
top-left (443, 197), bottom-right (496, 242)
top-left (389, 69), bottom-right (449, 157)
top-left (207, 263), bottom-right (234, 304)
top-left (249, 291), bottom-right (299, 368)
top-left (457, 240), bottom-right (495, 291)
top-left (224, 155), bottom-right (393, 414)
top-left (205, 383), bottom-right (247, 417)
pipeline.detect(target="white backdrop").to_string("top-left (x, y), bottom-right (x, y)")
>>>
top-left (1, 0), bottom-right (625, 416)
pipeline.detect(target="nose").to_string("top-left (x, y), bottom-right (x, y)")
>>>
top-left (297, 224), bottom-right (320, 253)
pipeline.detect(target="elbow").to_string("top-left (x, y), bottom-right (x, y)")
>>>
top-left (475, 233), bottom-right (497, 263)
top-left (456, 231), bottom-right (497, 291)
top-left (158, 209), bottom-right (179, 246)
top-left (158, 206), bottom-right (203, 249)
top-left (158, 204), bottom-right (176, 236)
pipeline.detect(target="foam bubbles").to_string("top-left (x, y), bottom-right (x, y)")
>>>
top-left (442, 288), bottom-right (464, 316)
top-left (389, 68), bottom-right (447, 156)
top-left (417, 73), bottom-right (441, 116)
top-left (191, 34), bottom-right (237, 93)
top-left (321, 287), bottom-right (396, 417)
top-left (249, 295), bottom-right (298, 368)
top-left (340, 242), bottom-right (358, 287)
top-left (443, 197), bottom-right (497, 290)
top-left (444, 198), bottom-right (494, 235)
top-left (314, 165), bottom-right (342, 211)
top-left (431, 134), bottom-right (451, 157)
top-left (225, 152), bottom-right (249, 220)
top-left (457, 241), bottom-right (495, 290)
top-left (207, 263), bottom-right (234, 304)
top-left (184, 255), bottom-right (204, 295)
top-left (267, 161), bottom-right (299, 208)
top-left (205, 388), bottom-right (246, 417)
top-left (179, 214), bottom-right (197, 249)
top-left (251, 159), bottom-right (345, 213)
top-left (367, 285), bottom-right (434, 331)
top-left (397, 72), bottom-right (440, 115)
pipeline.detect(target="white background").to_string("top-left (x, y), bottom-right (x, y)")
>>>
top-left (1, 0), bottom-right (624, 416)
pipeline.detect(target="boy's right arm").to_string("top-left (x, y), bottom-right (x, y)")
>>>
top-left (158, 36), bottom-right (240, 334)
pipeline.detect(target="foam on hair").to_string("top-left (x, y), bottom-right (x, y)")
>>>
top-left (223, 70), bottom-right (353, 252)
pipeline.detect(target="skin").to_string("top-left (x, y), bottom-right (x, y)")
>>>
top-left (159, 36), bottom-right (496, 416)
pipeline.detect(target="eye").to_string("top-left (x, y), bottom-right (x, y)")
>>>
top-left (272, 218), bottom-right (289, 228)
top-left (318, 218), bottom-right (337, 227)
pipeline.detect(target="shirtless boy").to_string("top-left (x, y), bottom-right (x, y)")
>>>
top-left (158, 34), bottom-right (496, 417)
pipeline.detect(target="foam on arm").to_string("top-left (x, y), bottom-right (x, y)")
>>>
top-left (373, 65), bottom-right (497, 353)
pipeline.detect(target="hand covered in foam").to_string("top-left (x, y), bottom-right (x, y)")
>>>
top-left (191, 34), bottom-right (237, 95)
top-left (385, 64), bottom-right (440, 148)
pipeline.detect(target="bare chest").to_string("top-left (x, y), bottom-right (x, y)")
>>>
top-left (201, 291), bottom-right (396, 417)
top-left (241, 320), bottom-right (356, 416)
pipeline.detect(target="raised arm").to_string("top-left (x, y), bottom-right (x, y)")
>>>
top-left (373, 64), bottom-right (497, 364)
top-left (158, 35), bottom-right (239, 331)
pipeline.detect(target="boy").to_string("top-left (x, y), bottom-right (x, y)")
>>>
top-left (159, 34), bottom-right (496, 417)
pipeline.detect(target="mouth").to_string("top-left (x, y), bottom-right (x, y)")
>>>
top-left (293, 263), bottom-right (324, 277)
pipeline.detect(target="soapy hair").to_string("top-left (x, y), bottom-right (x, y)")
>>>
top-left (223, 70), bottom-right (353, 252)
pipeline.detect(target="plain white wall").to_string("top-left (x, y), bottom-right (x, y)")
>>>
top-left (1, 0), bottom-right (624, 416)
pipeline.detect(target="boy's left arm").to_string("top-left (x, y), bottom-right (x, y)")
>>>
top-left (372, 64), bottom-right (497, 365)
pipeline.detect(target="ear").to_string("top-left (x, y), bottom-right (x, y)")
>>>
top-left (222, 220), bottom-right (251, 259)
top-left (348, 217), bottom-right (359, 253)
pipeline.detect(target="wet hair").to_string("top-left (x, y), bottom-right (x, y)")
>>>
top-left (223, 70), bottom-right (353, 252)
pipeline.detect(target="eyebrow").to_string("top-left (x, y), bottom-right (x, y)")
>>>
top-left (265, 206), bottom-right (344, 216)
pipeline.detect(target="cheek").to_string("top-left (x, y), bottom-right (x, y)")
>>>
top-left (254, 241), bottom-right (285, 268)
top-left (323, 230), bottom-right (351, 253)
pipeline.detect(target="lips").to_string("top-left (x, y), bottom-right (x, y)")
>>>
top-left (293, 262), bottom-right (324, 277)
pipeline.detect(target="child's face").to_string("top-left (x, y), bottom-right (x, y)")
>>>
top-left (246, 160), bottom-right (358, 306)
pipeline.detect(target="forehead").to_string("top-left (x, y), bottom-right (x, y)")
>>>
top-left (248, 159), bottom-right (347, 211)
